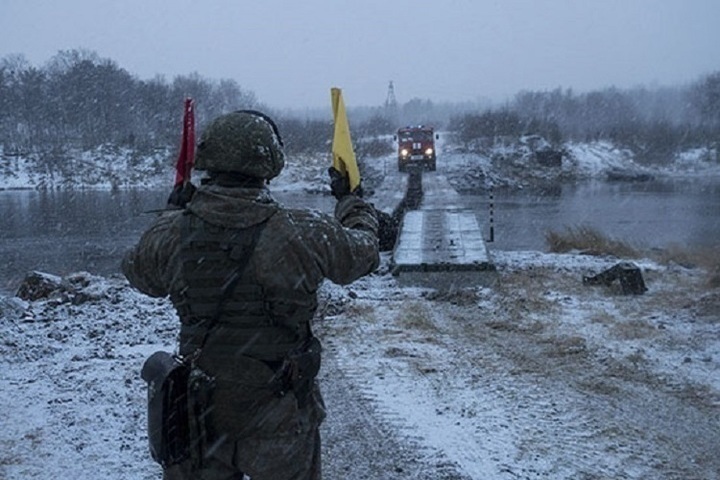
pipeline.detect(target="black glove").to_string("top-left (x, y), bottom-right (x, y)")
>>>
top-left (328, 167), bottom-right (362, 200)
top-left (167, 182), bottom-right (196, 209)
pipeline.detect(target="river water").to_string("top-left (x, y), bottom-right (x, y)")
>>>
top-left (1, 178), bottom-right (719, 294)
top-left (0, 189), bottom-right (334, 294)
top-left (471, 178), bottom-right (720, 252)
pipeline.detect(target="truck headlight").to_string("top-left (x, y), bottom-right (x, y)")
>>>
top-left (400, 148), bottom-right (409, 157)
top-left (425, 148), bottom-right (434, 156)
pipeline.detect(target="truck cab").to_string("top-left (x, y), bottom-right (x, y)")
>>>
top-left (395, 126), bottom-right (438, 172)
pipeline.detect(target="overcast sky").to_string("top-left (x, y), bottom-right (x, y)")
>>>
top-left (2, 0), bottom-right (719, 110)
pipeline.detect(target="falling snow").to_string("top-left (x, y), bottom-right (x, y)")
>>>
top-left (1, 138), bottom-right (719, 479)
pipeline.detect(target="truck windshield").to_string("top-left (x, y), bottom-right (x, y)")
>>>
top-left (399, 130), bottom-right (433, 142)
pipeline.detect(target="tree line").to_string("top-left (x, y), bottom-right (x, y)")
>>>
top-left (450, 76), bottom-right (720, 164)
top-left (0, 49), bottom-right (260, 154)
top-left (1, 49), bottom-right (718, 166)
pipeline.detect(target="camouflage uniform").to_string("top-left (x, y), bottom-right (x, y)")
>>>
top-left (123, 111), bottom-right (379, 480)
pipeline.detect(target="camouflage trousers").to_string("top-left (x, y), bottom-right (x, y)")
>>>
top-left (163, 356), bottom-right (325, 480)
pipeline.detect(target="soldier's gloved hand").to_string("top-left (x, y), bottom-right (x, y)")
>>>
top-left (167, 181), bottom-right (196, 209)
top-left (328, 167), bottom-right (362, 199)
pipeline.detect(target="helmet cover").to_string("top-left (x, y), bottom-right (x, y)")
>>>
top-left (195, 110), bottom-right (285, 179)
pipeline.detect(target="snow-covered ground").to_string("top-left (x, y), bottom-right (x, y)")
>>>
top-left (1, 251), bottom-right (719, 479)
top-left (1, 139), bottom-right (719, 479)
top-left (321, 252), bottom-right (720, 479)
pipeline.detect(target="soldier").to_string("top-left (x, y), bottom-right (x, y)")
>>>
top-left (123, 110), bottom-right (379, 479)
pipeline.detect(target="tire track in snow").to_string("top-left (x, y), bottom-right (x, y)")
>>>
top-left (328, 331), bottom-right (519, 479)
top-left (320, 336), bottom-right (470, 480)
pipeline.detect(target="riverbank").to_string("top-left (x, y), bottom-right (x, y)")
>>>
top-left (2, 140), bottom-right (719, 192)
top-left (445, 140), bottom-right (720, 191)
top-left (0, 146), bottom-right (329, 193)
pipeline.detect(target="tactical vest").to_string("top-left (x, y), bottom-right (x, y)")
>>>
top-left (172, 212), bottom-right (317, 364)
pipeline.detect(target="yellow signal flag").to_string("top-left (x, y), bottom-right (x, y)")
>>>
top-left (330, 87), bottom-right (361, 192)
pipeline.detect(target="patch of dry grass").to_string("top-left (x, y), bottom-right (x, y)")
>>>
top-left (546, 225), bottom-right (639, 258)
top-left (343, 302), bottom-right (378, 323)
top-left (710, 269), bottom-right (720, 289)
top-left (0, 452), bottom-right (21, 466)
top-left (651, 244), bottom-right (720, 288)
top-left (694, 291), bottom-right (720, 320)
top-left (424, 288), bottom-right (479, 306)
top-left (397, 301), bottom-right (436, 332)
top-left (546, 227), bottom-right (720, 288)
top-left (589, 311), bottom-right (615, 326)
top-left (653, 244), bottom-right (718, 268)
top-left (612, 318), bottom-right (659, 340)
top-left (496, 270), bottom-right (561, 317)
top-left (542, 335), bottom-right (588, 356)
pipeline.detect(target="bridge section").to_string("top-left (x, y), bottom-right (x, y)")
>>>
top-left (392, 209), bottom-right (493, 272)
top-left (374, 169), bottom-right (496, 287)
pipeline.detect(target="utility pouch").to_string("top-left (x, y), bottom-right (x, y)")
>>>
top-left (272, 336), bottom-right (322, 408)
top-left (187, 366), bottom-right (216, 469)
top-left (140, 351), bottom-right (191, 467)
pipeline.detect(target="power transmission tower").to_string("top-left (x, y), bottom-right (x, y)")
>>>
top-left (385, 81), bottom-right (398, 109)
top-left (384, 80), bottom-right (399, 125)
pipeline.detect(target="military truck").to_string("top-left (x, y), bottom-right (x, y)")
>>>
top-left (395, 126), bottom-right (438, 172)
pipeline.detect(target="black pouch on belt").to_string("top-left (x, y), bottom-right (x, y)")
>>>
top-left (140, 351), bottom-right (191, 467)
top-left (273, 336), bottom-right (322, 408)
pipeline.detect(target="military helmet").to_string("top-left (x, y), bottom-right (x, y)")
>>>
top-left (195, 110), bottom-right (285, 179)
